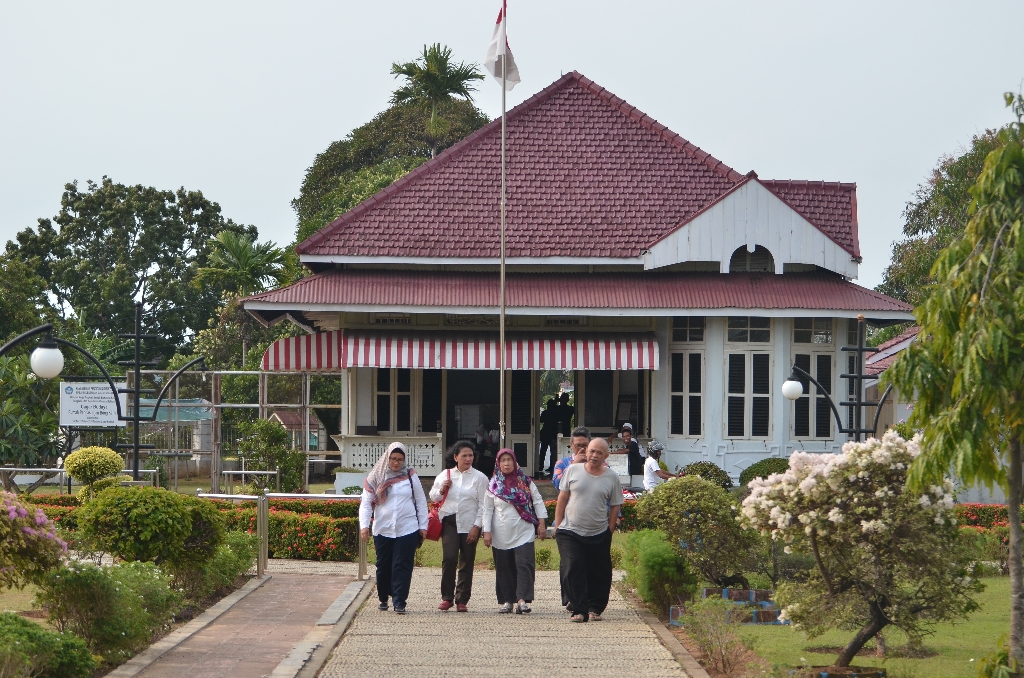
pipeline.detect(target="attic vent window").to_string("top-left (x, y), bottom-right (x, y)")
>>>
top-left (372, 313), bottom-right (411, 325)
top-left (546, 317), bottom-right (587, 327)
top-left (729, 245), bottom-right (775, 273)
top-left (445, 314), bottom-right (498, 326)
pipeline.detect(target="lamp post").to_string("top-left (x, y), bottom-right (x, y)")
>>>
top-left (0, 308), bottom-right (205, 479)
top-left (781, 314), bottom-right (893, 442)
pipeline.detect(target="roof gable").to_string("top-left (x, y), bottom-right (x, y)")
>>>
top-left (643, 177), bottom-right (859, 278)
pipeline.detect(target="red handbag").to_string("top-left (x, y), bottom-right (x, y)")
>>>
top-left (426, 469), bottom-right (450, 541)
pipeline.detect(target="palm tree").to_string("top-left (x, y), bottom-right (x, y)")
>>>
top-left (196, 231), bottom-right (286, 364)
top-left (390, 44), bottom-right (485, 157)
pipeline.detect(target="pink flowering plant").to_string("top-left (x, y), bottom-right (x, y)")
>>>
top-left (740, 432), bottom-right (981, 668)
top-left (0, 491), bottom-right (67, 588)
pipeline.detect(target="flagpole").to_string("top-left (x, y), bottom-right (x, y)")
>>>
top-left (498, 11), bottom-right (507, 449)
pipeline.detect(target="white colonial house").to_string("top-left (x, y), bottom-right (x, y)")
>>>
top-left (243, 72), bottom-right (914, 481)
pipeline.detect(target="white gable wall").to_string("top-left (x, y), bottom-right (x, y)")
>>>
top-left (643, 180), bottom-right (859, 279)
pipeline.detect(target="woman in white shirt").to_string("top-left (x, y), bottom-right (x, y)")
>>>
top-left (482, 449), bottom-right (547, 614)
top-left (429, 441), bottom-right (488, 612)
top-left (358, 442), bottom-right (428, 615)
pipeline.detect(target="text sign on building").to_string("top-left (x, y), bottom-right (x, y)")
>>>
top-left (59, 382), bottom-right (128, 427)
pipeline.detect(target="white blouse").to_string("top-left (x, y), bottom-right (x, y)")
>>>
top-left (482, 480), bottom-right (547, 550)
top-left (429, 467), bottom-right (488, 533)
top-left (358, 473), bottom-right (429, 538)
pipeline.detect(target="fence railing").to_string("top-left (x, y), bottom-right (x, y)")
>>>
top-left (221, 469), bottom-right (280, 494)
top-left (332, 434), bottom-right (444, 476)
top-left (196, 490), bottom-right (366, 580)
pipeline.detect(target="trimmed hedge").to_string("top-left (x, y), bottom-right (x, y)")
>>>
top-left (680, 461), bottom-right (734, 490)
top-left (738, 458), bottom-right (791, 487)
top-left (24, 494), bottom-right (80, 507)
top-left (212, 498), bottom-right (361, 519)
top-left (223, 508), bottom-right (360, 561)
top-left (956, 503), bottom-right (1022, 528)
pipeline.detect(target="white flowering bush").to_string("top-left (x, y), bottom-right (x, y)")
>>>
top-left (741, 432), bottom-right (981, 668)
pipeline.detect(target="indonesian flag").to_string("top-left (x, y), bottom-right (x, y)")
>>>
top-left (484, 1), bottom-right (520, 91)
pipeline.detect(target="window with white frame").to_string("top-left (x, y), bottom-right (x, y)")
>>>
top-left (793, 318), bottom-right (833, 345)
top-left (792, 352), bottom-right (833, 438)
top-left (672, 316), bottom-right (705, 342)
top-left (727, 317), bottom-right (771, 343)
top-left (670, 351), bottom-right (703, 436)
top-left (726, 352), bottom-right (771, 438)
top-left (375, 368), bottom-right (412, 433)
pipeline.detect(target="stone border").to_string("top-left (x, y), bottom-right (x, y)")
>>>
top-left (105, 575), bottom-right (272, 678)
top-left (621, 589), bottom-right (711, 678)
top-left (290, 579), bottom-right (375, 678)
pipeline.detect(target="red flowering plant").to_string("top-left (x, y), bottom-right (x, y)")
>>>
top-left (1, 491), bottom-right (67, 588)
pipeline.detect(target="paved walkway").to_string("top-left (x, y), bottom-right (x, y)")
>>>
top-left (136, 570), bottom-right (353, 678)
top-left (319, 568), bottom-right (688, 678)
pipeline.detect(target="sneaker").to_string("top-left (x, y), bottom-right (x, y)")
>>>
top-left (516, 602), bottom-right (531, 614)
top-left (377, 602), bottom-right (388, 611)
top-left (394, 604), bottom-right (407, 615)
top-left (456, 603), bottom-right (468, 612)
top-left (498, 602), bottom-right (513, 614)
top-left (438, 600), bottom-right (453, 611)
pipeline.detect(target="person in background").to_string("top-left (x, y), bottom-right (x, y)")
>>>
top-left (555, 392), bottom-right (575, 440)
top-left (430, 440), bottom-right (488, 612)
top-left (358, 442), bottom-right (428, 615)
top-left (536, 399), bottom-right (558, 478)
top-left (553, 438), bottom-right (623, 622)
top-left (642, 439), bottom-right (681, 491)
top-left (607, 423), bottom-right (645, 477)
top-left (483, 449), bottom-right (547, 614)
top-left (551, 426), bottom-right (591, 492)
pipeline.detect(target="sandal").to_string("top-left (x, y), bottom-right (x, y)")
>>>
top-left (589, 612), bottom-right (602, 621)
top-left (570, 613), bottom-right (587, 623)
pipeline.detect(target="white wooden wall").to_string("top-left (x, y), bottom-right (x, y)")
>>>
top-left (643, 180), bottom-right (859, 279)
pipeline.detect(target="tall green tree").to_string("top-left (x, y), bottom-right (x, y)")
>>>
top-left (4, 178), bottom-right (255, 360)
top-left (390, 43), bottom-right (485, 157)
top-left (0, 254), bottom-right (50, 342)
top-left (886, 92), bottom-right (1024, 665)
top-left (196, 231), bottom-right (286, 298)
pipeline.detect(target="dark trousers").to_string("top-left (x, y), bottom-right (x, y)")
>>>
top-left (373, 531), bottom-right (418, 607)
top-left (441, 514), bottom-right (477, 604)
top-left (493, 541), bottom-right (536, 604)
top-left (538, 437), bottom-right (556, 475)
top-left (556, 528), bottom-right (613, 618)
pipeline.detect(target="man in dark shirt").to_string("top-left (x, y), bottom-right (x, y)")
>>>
top-left (552, 392), bottom-right (575, 477)
top-left (608, 423), bottom-right (645, 476)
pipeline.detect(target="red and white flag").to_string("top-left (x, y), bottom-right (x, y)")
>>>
top-left (484, 0), bottom-right (520, 91)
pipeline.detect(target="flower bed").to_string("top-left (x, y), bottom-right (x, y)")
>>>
top-left (955, 503), bottom-right (1021, 528)
top-left (223, 508), bottom-right (359, 561)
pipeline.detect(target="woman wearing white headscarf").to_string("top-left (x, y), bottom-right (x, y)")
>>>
top-left (358, 442), bottom-right (428, 614)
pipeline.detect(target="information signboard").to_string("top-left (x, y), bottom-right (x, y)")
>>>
top-left (59, 382), bottom-right (127, 427)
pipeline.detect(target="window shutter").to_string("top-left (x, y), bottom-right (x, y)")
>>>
top-left (510, 371), bottom-right (532, 435)
top-left (420, 370), bottom-right (443, 433)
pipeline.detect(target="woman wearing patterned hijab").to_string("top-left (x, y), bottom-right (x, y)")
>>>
top-left (358, 442), bottom-right (428, 614)
top-left (482, 449), bottom-right (547, 614)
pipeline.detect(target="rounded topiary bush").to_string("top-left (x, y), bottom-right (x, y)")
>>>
top-left (0, 611), bottom-right (96, 678)
top-left (78, 486), bottom-right (191, 564)
top-left (680, 461), bottom-right (733, 489)
top-left (64, 446), bottom-right (123, 495)
top-left (171, 495), bottom-right (226, 571)
top-left (738, 457), bottom-right (790, 487)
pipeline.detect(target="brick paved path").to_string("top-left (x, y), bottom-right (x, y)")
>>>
top-left (319, 568), bottom-right (688, 678)
top-left (137, 572), bottom-right (352, 678)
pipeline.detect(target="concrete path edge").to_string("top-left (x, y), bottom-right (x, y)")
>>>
top-left (105, 575), bottom-right (272, 678)
top-left (627, 596), bottom-right (711, 678)
top-left (292, 579), bottom-right (374, 678)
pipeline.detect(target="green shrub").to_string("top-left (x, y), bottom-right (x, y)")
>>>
top-left (680, 597), bottom-right (752, 675)
top-left (680, 461), bottom-right (733, 489)
top-left (535, 546), bottom-right (552, 570)
top-left (78, 486), bottom-right (191, 565)
top-left (610, 545), bottom-right (624, 569)
top-left (236, 419), bottom-right (305, 492)
top-left (738, 458), bottom-right (790, 487)
top-left (36, 561), bottom-right (180, 662)
top-left (224, 508), bottom-right (360, 561)
top-left (174, 496), bottom-right (226, 570)
top-left (0, 491), bottom-right (66, 588)
top-left (143, 454), bottom-right (169, 489)
top-left (637, 475), bottom-right (757, 585)
top-left (0, 611), bottom-right (96, 678)
top-left (64, 446), bottom-right (123, 495)
top-left (89, 476), bottom-right (123, 495)
top-left (23, 494), bottom-right (79, 507)
top-left (174, 531), bottom-right (258, 604)
top-left (342, 485), bottom-right (362, 495)
top-left (956, 503), bottom-right (1021, 528)
top-left (623, 530), bottom-right (697, 613)
top-left (961, 526), bottom-right (1009, 574)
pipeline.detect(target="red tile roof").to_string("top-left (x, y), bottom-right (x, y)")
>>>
top-left (871, 325), bottom-right (920, 353)
top-left (297, 72), bottom-right (858, 260)
top-left (245, 270), bottom-right (912, 318)
top-left (865, 326), bottom-right (920, 375)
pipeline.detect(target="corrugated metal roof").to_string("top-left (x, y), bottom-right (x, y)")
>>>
top-left (296, 72), bottom-right (858, 261)
top-left (244, 270), bottom-right (912, 313)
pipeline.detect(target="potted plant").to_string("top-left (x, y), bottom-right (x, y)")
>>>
top-left (333, 467), bottom-right (368, 495)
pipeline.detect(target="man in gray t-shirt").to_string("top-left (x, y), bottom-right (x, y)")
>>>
top-left (553, 438), bottom-right (622, 621)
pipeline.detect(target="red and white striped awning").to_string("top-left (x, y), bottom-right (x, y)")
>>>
top-left (261, 331), bottom-right (659, 372)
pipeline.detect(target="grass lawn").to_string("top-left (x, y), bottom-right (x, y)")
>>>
top-left (0, 584), bottom-right (39, 615)
top-left (738, 576), bottom-right (1008, 677)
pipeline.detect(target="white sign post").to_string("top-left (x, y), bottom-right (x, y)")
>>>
top-left (59, 382), bottom-right (128, 428)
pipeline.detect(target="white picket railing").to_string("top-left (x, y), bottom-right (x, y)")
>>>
top-left (331, 434), bottom-right (445, 476)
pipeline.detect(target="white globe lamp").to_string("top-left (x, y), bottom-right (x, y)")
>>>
top-left (30, 339), bottom-right (64, 379)
top-left (781, 374), bottom-right (804, 401)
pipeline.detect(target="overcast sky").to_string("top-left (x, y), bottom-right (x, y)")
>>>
top-left (1, 1), bottom-right (1021, 289)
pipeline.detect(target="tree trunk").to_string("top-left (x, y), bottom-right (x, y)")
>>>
top-left (836, 603), bottom-right (887, 667)
top-left (1008, 435), bottom-right (1024, 666)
